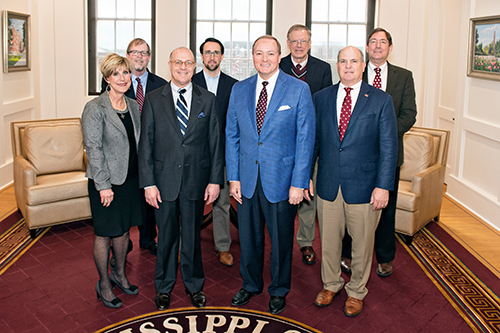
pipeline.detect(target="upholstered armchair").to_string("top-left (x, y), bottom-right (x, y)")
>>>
top-left (11, 118), bottom-right (91, 238)
top-left (396, 126), bottom-right (450, 244)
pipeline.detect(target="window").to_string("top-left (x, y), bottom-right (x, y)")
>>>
top-left (306, 0), bottom-right (375, 82)
top-left (88, 0), bottom-right (155, 95)
top-left (190, 0), bottom-right (272, 81)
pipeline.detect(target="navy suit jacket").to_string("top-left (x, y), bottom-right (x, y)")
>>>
top-left (279, 54), bottom-right (332, 95)
top-left (191, 70), bottom-right (238, 134)
top-left (313, 81), bottom-right (398, 204)
top-left (363, 62), bottom-right (417, 167)
top-left (101, 69), bottom-right (168, 98)
top-left (226, 70), bottom-right (316, 203)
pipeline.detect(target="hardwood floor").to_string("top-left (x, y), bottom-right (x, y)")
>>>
top-left (1, 183), bottom-right (499, 278)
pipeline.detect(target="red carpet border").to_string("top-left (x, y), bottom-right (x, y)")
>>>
top-left (399, 227), bottom-right (500, 333)
top-left (0, 215), bottom-right (48, 275)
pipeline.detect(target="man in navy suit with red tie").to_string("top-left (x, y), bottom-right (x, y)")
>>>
top-left (279, 24), bottom-right (332, 265)
top-left (309, 46), bottom-right (397, 317)
top-left (192, 38), bottom-right (238, 267)
top-left (101, 38), bottom-right (167, 257)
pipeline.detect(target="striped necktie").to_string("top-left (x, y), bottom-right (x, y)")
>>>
top-left (176, 88), bottom-right (189, 136)
top-left (136, 78), bottom-right (145, 113)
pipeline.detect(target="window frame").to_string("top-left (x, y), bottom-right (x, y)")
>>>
top-left (87, 0), bottom-right (156, 95)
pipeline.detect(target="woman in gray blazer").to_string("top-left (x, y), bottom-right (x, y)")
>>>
top-left (82, 53), bottom-right (142, 308)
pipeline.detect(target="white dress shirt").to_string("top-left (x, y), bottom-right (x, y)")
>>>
top-left (336, 80), bottom-right (362, 127)
top-left (170, 81), bottom-right (193, 117)
top-left (255, 70), bottom-right (280, 110)
top-left (367, 62), bottom-right (388, 91)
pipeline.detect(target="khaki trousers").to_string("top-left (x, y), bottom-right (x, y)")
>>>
top-left (317, 187), bottom-right (381, 300)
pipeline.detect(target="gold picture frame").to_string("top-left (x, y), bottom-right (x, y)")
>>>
top-left (468, 15), bottom-right (500, 81)
top-left (2, 10), bottom-right (31, 73)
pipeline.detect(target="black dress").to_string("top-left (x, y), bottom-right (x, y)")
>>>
top-left (87, 109), bottom-right (142, 237)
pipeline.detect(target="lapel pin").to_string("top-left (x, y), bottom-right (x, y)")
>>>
top-left (364, 94), bottom-right (368, 97)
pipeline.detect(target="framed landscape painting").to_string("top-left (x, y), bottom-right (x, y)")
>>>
top-left (468, 15), bottom-right (500, 81)
top-left (2, 11), bottom-right (31, 73)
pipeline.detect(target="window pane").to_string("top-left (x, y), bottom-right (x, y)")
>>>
top-left (250, 0), bottom-right (266, 20)
top-left (329, 24), bottom-right (347, 60)
top-left (312, 0), bottom-right (328, 21)
top-left (97, 20), bottom-right (115, 52)
top-left (249, 22), bottom-right (266, 54)
top-left (198, 0), bottom-right (214, 20)
top-left (329, 0), bottom-right (347, 22)
top-left (117, 0), bottom-right (134, 18)
top-left (311, 24), bottom-right (328, 60)
top-left (116, 21), bottom-right (134, 54)
top-left (135, 21), bottom-right (151, 44)
top-left (347, 0), bottom-right (366, 22)
top-left (347, 24), bottom-right (366, 52)
top-left (232, 22), bottom-right (249, 57)
top-left (98, 0), bottom-right (115, 18)
top-left (233, 0), bottom-right (249, 21)
top-left (136, 0), bottom-right (151, 19)
top-left (196, 22), bottom-right (214, 55)
top-left (214, 0), bottom-right (231, 20)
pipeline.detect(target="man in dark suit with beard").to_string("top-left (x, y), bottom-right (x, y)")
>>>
top-left (192, 38), bottom-right (238, 267)
top-left (139, 47), bottom-right (224, 311)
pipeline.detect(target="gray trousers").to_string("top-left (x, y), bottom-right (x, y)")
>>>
top-left (297, 163), bottom-right (318, 247)
top-left (212, 168), bottom-right (231, 252)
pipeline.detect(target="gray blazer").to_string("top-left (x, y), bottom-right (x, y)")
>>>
top-left (82, 91), bottom-right (141, 191)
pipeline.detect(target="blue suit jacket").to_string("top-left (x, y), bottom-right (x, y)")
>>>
top-left (226, 70), bottom-right (316, 203)
top-left (313, 81), bottom-right (398, 204)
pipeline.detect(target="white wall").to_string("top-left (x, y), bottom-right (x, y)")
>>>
top-left (2, 0), bottom-right (500, 232)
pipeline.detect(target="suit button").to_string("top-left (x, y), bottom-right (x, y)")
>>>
top-left (258, 142), bottom-right (262, 146)
top-left (339, 148), bottom-right (343, 152)
top-left (178, 165), bottom-right (182, 168)
top-left (182, 144), bottom-right (186, 147)
top-left (255, 161), bottom-right (258, 164)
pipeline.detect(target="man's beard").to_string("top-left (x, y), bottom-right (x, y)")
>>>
top-left (205, 61), bottom-right (220, 72)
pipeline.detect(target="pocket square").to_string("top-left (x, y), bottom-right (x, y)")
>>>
top-left (278, 105), bottom-right (291, 111)
top-left (197, 112), bottom-right (205, 118)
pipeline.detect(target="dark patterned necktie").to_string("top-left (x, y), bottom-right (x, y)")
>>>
top-left (339, 87), bottom-right (353, 141)
top-left (176, 88), bottom-right (188, 136)
top-left (256, 81), bottom-right (269, 134)
top-left (373, 67), bottom-right (382, 89)
top-left (136, 78), bottom-right (145, 113)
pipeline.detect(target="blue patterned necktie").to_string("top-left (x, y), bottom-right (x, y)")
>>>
top-left (176, 88), bottom-right (188, 136)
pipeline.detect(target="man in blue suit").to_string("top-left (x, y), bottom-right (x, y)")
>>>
top-left (226, 35), bottom-right (315, 315)
top-left (101, 38), bottom-right (167, 256)
top-left (192, 38), bottom-right (238, 267)
top-left (309, 46), bottom-right (397, 317)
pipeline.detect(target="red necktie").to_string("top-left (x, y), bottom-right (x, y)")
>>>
top-left (256, 81), bottom-right (269, 134)
top-left (373, 67), bottom-right (382, 89)
top-left (339, 87), bottom-right (353, 141)
top-left (136, 78), bottom-right (145, 113)
top-left (296, 64), bottom-right (301, 70)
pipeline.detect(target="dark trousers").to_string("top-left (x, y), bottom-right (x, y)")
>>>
top-left (238, 176), bottom-right (297, 297)
top-left (342, 167), bottom-right (401, 263)
top-left (154, 190), bottom-right (205, 294)
top-left (139, 193), bottom-right (157, 249)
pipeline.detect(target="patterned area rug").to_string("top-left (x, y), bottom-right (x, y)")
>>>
top-left (95, 307), bottom-right (321, 333)
top-left (398, 227), bottom-right (500, 333)
top-left (0, 214), bottom-right (48, 275)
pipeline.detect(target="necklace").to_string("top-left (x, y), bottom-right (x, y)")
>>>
top-left (110, 96), bottom-right (127, 112)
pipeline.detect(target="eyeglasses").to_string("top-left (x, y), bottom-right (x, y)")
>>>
top-left (203, 50), bottom-right (222, 57)
top-left (128, 50), bottom-right (150, 56)
top-left (170, 60), bottom-right (196, 67)
top-left (289, 39), bottom-right (310, 45)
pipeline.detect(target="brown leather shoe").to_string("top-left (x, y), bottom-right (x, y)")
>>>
top-left (341, 257), bottom-right (352, 273)
top-left (215, 250), bottom-right (234, 266)
top-left (300, 246), bottom-right (316, 265)
top-left (376, 262), bottom-right (393, 277)
top-left (344, 297), bottom-right (363, 317)
top-left (314, 289), bottom-right (337, 307)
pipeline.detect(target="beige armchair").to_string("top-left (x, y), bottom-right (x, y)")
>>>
top-left (11, 118), bottom-right (91, 238)
top-left (396, 126), bottom-right (450, 244)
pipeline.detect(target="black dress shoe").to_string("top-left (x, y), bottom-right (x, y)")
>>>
top-left (155, 292), bottom-right (171, 311)
top-left (147, 243), bottom-right (158, 256)
top-left (186, 290), bottom-right (206, 308)
top-left (268, 296), bottom-right (286, 315)
top-left (231, 288), bottom-right (259, 306)
top-left (300, 246), bottom-right (317, 265)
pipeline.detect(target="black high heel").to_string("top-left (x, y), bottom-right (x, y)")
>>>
top-left (95, 281), bottom-right (122, 308)
top-left (110, 271), bottom-right (139, 295)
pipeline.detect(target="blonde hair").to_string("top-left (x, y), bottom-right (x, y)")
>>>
top-left (100, 53), bottom-right (132, 79)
